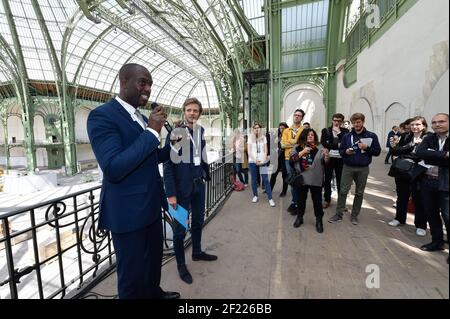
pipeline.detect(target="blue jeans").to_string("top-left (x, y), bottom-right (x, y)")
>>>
top-left (173, 179), bottom-right (206, 266)
top-left (249, 163), bottom-right (272, 200)
top-left (285, 160), bottom-right (299, 205)
top-left (234, 163), bottom-right (248, 184)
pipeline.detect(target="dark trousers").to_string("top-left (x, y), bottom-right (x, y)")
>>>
top-left (394, 178), bottom-right (427, 229)
top-left (385, 148), bottom-right (394, 163)
top-left (112, 217), bottom-right (163, 299)
top-left (297, 185), bottom-right (324, 219)
top-left (420, 177), bottom-right (449, 243)
top-left (270, 153), bottom-right (288, 194)
top-left (323, 157), bottom-right (344, 203)
top-left (173, 180), bottom-right (206, 266)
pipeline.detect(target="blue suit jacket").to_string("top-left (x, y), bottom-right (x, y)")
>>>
top-left (87, 98), bottom-right (170, 234)
top-left (163, 125), bottom-right (210, 201)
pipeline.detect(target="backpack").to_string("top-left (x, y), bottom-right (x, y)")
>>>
top-left (230, 174), bottom-right (245, 191)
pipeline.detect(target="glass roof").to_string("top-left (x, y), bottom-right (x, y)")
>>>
top-left (0, 0), bottom-right (265, 109)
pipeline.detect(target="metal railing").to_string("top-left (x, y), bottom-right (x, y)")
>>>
top-left (0, 155), bottom-right (233, 299)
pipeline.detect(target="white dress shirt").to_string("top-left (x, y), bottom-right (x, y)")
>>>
top-left (115, 96), bottom-right (160, 142)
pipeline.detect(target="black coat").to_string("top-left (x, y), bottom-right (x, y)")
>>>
top-left (416, 133), bottom-right (449, 192)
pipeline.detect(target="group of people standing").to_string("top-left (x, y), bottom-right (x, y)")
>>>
top-left (87, 63), bottom-right (448, 299)
top-left (231, 110), bottom-right (382, 234)
top-left (386, 114), bottom-right (449, 260)
top-left (232, 110), bottom-right (449, 264)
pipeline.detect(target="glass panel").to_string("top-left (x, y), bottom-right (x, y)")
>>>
top-left (0, 0), bottom-right (223, 110)
top-left (239, 0), bottom-right (265, 35)
top-left (281, 0), bottom-right (329, 71)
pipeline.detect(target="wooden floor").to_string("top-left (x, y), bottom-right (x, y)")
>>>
top-left (89, 156), bottom-right (449, 299)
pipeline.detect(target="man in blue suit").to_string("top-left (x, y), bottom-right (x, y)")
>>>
top-left (164, 97), bottom-right (217, 284)
top-left (87, 63), bottom-right (180, 299)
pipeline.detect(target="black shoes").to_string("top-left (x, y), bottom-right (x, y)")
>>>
top-left (293, 216), bottom-right (304, 228)
top-left (160, 290), bottom-right (181, 299)
top-left (279, 192), bottom-right (287, 198)
top-left (420, 241), bottom-right (445, 252)
top-left (177, 264), bottom-right (193, 284)
top-left (287, 204), bottom-right (298, 215)
top-left (316, 220), bottom-right (324, 233)
top-left (192, 252), bottom-right (218, 261)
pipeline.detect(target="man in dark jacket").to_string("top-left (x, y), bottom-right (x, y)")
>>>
top-left (328, 113), bottom-right (381, 225)
top-left (164, 97), bottom-right (216, 284)
top-left (320, 113), bottom-right (349, 208)
top-left (416, 113), bottom-right (449, 259)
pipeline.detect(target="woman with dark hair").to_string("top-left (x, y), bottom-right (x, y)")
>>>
top-left (270, 122), bottom-right (289, 197)
top-left (388, 116), bottom-right (431, 236)
top-left (291, 128), bottom-right (330, 233)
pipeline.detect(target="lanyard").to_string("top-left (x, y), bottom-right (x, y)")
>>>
top-left (186, 127), bottom-right (201, 156)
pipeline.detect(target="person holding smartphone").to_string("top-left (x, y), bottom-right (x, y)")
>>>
top-left (328, 113), bottom-right (381, 225)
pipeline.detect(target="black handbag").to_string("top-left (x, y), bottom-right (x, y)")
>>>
top-left (388, 158), bottom-right (426, 181)
top-left (287, 172), bottom-right (305, 187)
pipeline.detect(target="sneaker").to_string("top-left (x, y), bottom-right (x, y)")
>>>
top-left (269, 199), bottom-right (276, 207)
top-left (328, 214), bottom-right (343, 223)
top-left (244, 184), bottom-right (248, 188)
top-left (343, 207), bottom-right (349, 212)
top-left (351, 216), bottom-right (359, 225)
top-left (252, 196), bottom-right (258, 203)
top-left (388, 219), bottom-right (401, 227)
top-left (177, 264), bottom-right (193, 284)
top-left (416, 228), bottom-right (426, 236)
top-left (392, 203), bottom-right (397, 208)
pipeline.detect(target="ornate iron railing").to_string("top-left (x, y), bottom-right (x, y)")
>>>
top-left (0, 155), bottom-right (233, 299)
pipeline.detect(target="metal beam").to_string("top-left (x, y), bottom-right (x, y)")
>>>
top-left (72, 26), bottom-right (114, 86)
top-left (130, 0), bottom-right (209, 69)
top-left (155, 69), bottom-right (184, 102)
top-left (76, 0), bottom-right (101, 23)
top-left (94, 4), bottom-right (208, 80)
top-left (31, 0), bottom-right (78, 175)
top-left (1, 0), bottom-right (37, 172)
